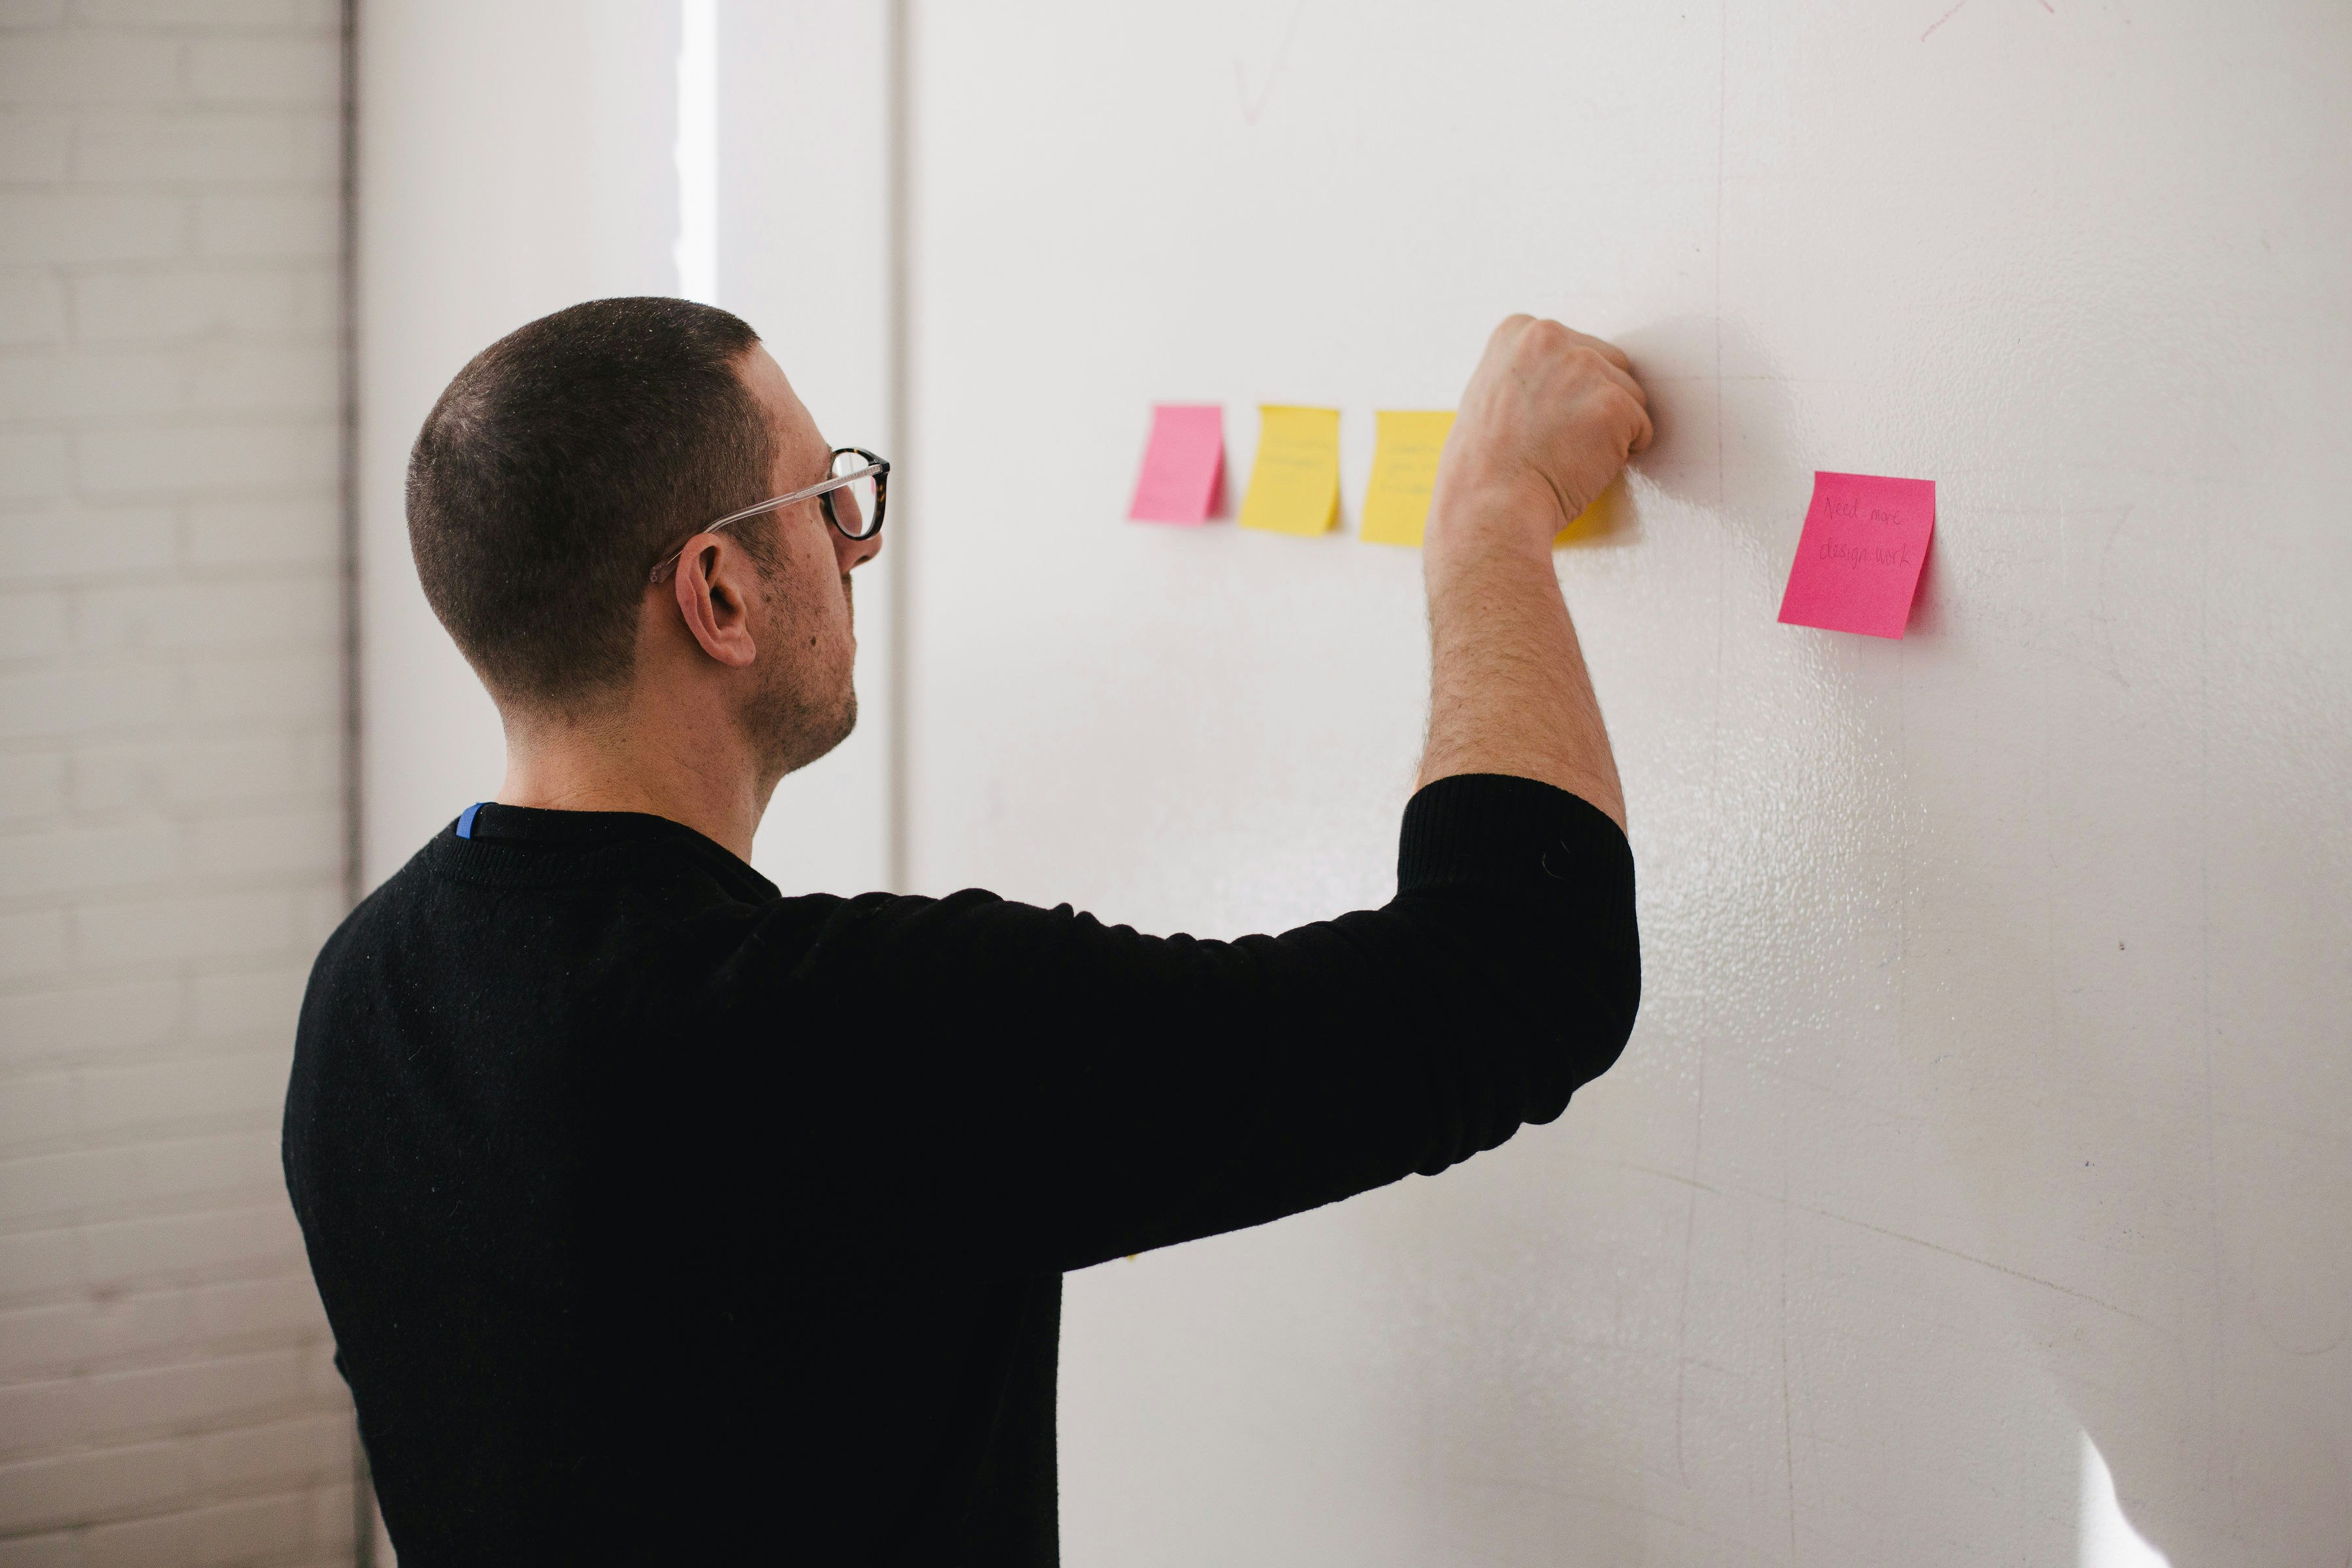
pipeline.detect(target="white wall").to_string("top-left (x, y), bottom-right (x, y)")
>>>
top-left (902, 3), bottom-right (2351, 1565)
top-left (349, 3), bottom-right (2351, 1562)
top-left (0, 1), bottom-right (359, 1560)
top-left (357, 0), bottom-right (894, 896)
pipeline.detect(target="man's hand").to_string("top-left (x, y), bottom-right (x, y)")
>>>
top-left (1429, 316), bottom-right (1653, 561)
top-left (1414, 318), bottom-right (1651, 830)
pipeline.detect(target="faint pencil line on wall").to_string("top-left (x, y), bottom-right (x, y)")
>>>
top-left (1925, 0), bottom-right (2055, 41)
top-left (1921, 0), bottom-right (1972, 39)
top-left (1622, 1158), bottom-right (2149, 1324)
top-left (1234, 0), bottom-right (1307, 126)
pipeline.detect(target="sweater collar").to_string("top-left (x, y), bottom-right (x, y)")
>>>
top-left (441, 801), bottom-right (781, 902)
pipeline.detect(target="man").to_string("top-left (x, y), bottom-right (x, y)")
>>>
top-left (284, 295), bottom-right (1652, 1564)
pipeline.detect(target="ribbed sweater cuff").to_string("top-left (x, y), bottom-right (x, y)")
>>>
top-left (1397, 773), bottom-right (1632, 897)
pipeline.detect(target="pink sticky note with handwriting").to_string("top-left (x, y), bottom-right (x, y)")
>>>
top-left (1777, 471), bottom-right (1936, 638)
top-left (1127, 404), bottom-right (1224, 523)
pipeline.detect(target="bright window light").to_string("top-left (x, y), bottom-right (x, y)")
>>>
top-left (2080, 1431), bottom-right (2170, 1568)
top-left (674, 0), bottom-right (717, 303)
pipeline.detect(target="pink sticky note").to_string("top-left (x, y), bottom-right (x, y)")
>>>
top-left (1127, 404), bottom-right (1224, 524)
top-left (1777, 471), bottom-right (1936, 638)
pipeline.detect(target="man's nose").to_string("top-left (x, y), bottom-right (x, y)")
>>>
top-left (840, 529), bottom-right (883, 572)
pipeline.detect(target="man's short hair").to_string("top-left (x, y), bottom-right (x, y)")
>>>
top-left (407, 297), bottom-right (772, 705)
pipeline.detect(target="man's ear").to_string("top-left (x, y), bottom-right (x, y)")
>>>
top-left (669, 537), bottom-right (760, 669)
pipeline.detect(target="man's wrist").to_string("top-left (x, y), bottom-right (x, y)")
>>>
top-left (1426, 476), bottom-right (1569, 567)
top-left (1425, 517), bottom-right (1557, 585)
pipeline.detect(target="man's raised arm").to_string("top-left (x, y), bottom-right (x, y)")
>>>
top-left (1418, 316), bottom-right (1653, 828)
top-left (781, 318), bottom-right (1654, 1276)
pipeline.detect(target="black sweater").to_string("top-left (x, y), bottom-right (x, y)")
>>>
top-left (282, 772), bottom-right (1638, 1565)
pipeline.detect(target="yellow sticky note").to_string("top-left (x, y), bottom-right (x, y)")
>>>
top-left (1238, 404), bottom-right (1340, 536)
top-left (1360, 410), bottom-right (1456, 546)
top-left (1554, 483), bottom-right (1617, 546)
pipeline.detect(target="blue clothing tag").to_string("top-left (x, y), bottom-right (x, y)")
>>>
top-left (456, 802), bottom-right (485, 840)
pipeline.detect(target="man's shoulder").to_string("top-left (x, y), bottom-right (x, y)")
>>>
top-left (293, 832), bottom-right (450, 1043)
top-left (299, 825), bottom-right (890, 1009)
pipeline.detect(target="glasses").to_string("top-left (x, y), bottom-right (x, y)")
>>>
top-left (649, 446), bottom-right (890, 584)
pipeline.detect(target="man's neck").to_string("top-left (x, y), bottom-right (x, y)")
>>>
top-left (495, 691), bottom-right (769, 862)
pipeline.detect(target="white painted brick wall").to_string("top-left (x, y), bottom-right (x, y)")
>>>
top-left (0, 0), bottom-right (353, 1562)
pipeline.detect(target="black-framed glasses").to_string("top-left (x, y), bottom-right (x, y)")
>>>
top-left (649, 446), bottom-right (890, 584)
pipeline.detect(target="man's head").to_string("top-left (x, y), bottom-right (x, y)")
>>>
top-left (407, 297), bottom-right (875, 783)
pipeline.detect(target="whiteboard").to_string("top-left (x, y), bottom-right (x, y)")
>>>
top-left (900, 3), bottom-right (2352, 1564)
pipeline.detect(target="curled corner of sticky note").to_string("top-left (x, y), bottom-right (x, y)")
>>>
top-left (1128, 404), bottom-right (1225, 525)
top-left (1553, 483), bottom-right (1624, 547)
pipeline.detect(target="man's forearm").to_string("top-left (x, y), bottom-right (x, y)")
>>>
top-left (1411, 316), bottom-right (1648, 832)
top-left (1416, 510), bottom-right (1625, 830)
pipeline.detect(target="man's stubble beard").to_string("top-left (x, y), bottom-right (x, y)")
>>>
top-left (747, 623), bottom-right (857, 779)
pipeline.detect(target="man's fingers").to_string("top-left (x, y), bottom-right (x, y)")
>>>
top-left (1467, 313), bottom-right (1651, 502)
top-left (1594, 356), bottom-right (1648, 408)
top-left (1490, 315), bottom-right (1633, 368)
top-left (1572, 331), bottom-right (1634, 374)
top-left (1488, 314), bottom-right (1537, 357)
top-left (1627, 400), bottom-right (1656, 456)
